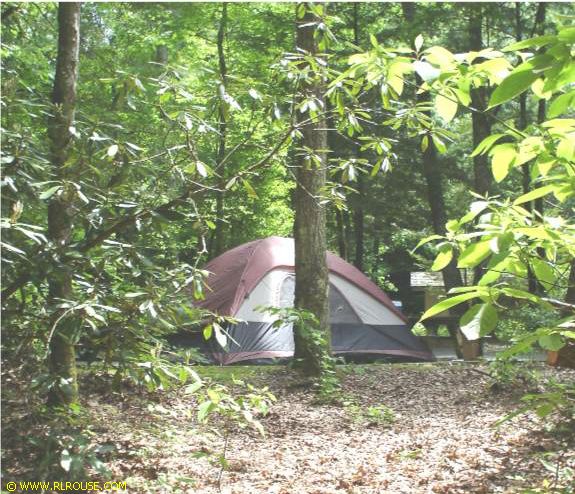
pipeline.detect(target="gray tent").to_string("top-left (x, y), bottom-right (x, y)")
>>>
top-left (193, 237), bottom-right (432, 364)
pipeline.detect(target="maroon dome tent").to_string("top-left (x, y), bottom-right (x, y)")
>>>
top-left (192, 237), bottom-right (432, 364)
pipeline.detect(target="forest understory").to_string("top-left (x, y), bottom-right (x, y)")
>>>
top-left (3, 364), bottom-right (574, 494)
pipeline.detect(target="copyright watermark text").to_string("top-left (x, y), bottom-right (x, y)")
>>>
top-left (4, 481), bottom-right (127, 492)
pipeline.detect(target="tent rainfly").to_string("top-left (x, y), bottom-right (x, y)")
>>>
top-left (194, 236), bottom-right (433, 364)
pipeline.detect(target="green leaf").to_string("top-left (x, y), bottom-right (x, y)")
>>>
top-left (196, 161), bottom-right (208, 178)
top-left (125, 292), bottom-right (147, 298)
top-left (557, 138), bottom-right (574, 161)
top-left (413, 61), bottom-right (440, 82)
top-left (248, 88), bottom-right (262, 101)
top-left (420, 292), bottom-right (481, 321)
top-left (0, 241), bottom-right (26, 255)
top-left (125, 142), bottom-right (144, 151)
top-left (478, 269), bottom-right (501, 286)
top-left (425, 46), bottom-right (454, 68)
top-left (414, 34), bottom-right (424, 52)
top-left (490, 144), bottom-right (516, 182)
top-left (412, 234), bottom-right (443, 252)
top-left (213, 322), bottom-right (228, 348)
top-left (107, 144), bottom-right (119, 157)
top-left (60, 449), bottom-right (72, 472)
top-left (501, 287), bottom-right (540, 303)
top-left (431, 244), bottom-right (453, 271)
top-left (243, 179), bottom-right (258, 199)
top-left (39, 185), bottom-right (62, 200)
top-left (548, 91), bottom-right (575, 118)
top-left (489, 70), bottom-right (539, 108)
top-left (435, 92), bottom-right (458, 122)
top-left (459, 303), bottom-right (498, 340)
top-left (185, 381), bottom-right (203, 394)
top-left (420, 135), bottom-right (429, 152)
top-left (502, 35), bottom-right (556, 52)
top-left (197, 401), bottom-right (214, 422)
top-left (513, 184), bottom-right (557, 205)
top-left (531, 259), bottom-right (556, 288)
top-left (203, 324), bottom-right (213, 340)
top-left (470, 133), bottom-right (506, 157)
top-left (431, 135), bottom-right (447, 154)
top-left (538, 333), bottom-right (564, 351)
top-left (515, 226), bottom-right (554, 240)
top-left (558, 27), bottom-right (575, 43)
top-left (459, 201), bottom-right (489, 225)
top-left (457, 240), bottom-right (492, 268)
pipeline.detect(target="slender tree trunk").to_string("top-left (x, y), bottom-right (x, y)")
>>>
top-left (325, 100), bottom-right (349, 261)
top-left (155, 45), bottom-right (168, 65)
top-left (534, 2), bottom-right (546, 223)
top-left (47, 2), bottom-right (81, 406)
top-left (469, 6), bottom-right (492, 196)
top-left (293, 3), bottom-right (330, 376)
top-left (469, 5), bottom-right (492, 285)
top-left (565, 260), bottom-right (575, 307)
top-left (403, 3), bottom-right (478, 359)
top-left (335, 209), bottom-right (348, 260)
top-left (516, 2), bottom-right (530, 207)
top-left (351, 3), bottom-right (365, 271)
top-left (515, 2), bottom-right (541, 294)
top-left (353, 175), bottom-right (365, 271)
top-left (212, 2), bottom-right (228, 256)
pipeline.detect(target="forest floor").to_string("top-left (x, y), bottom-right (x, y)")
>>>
top-left (3, 363), bottom-right (575, 493)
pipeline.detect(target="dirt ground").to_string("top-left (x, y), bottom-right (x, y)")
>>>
top-left (3, 363), bottom-right (575, 493)
top-left (99, 364), bottom-right (574, 493)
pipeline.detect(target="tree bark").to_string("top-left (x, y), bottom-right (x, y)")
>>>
top-left (515, 2), bottom-right (542, 295)
top-left (351, 2), bottom-right (365, 272)
top-left (335, 209), bottom-right (348, 260)
top-left (534, 2), bottom-right (546, 224)
top-left (403, 3), bottom-right (478, 359)
top-left (155, 45), bottom-right (168, 65)
top-left (353, 174), bottom-right (365, 271)
top-left (293, 3), bottom-right (330, 376)
top-left (47, 2), bottom-right (81, 406)
top-left (353, 3), bottom-right (366, 271)
top-left (212, 2), bottom-right (228, 257)
top-left (469, 5), bottom-right (493, 285)
top-left (565, 260), bottom-right (575, 308)
top-left (469, 5), bottom-right (492, 197)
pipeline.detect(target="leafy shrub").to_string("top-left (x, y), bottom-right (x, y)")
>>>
top-left (28, 404), bottom-right (113, 481)
top-left (487, 359), bottom-right (540, 393)
top-left (344, 400), bottom-right (395, 427)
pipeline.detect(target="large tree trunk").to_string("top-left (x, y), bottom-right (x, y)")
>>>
top-left (293, 3), bottom-right (330, 376)
top-left (212, 2), bottom-right (228, 257)
top-left (47, 2), bottom-right (81, 406)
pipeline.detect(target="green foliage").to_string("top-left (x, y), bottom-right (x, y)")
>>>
top-left (345, 400), bottom-right (396, 427)
top-left (28, 405), bottom-right (112, 481)
top-left (261, 306), bottom-right (341, 401)
top-left (487, 360), bottom-right (540, 393)
top-left (523, 451), bottom-right (575, 494)
top-left (1, 2), bottom-right (298, 406)
top-left (191, 377), bottom-right (276, 436)
top-left (415, 23), bottom-right (575, 420)
top-left (497, 381), bottom-right (575, 427)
